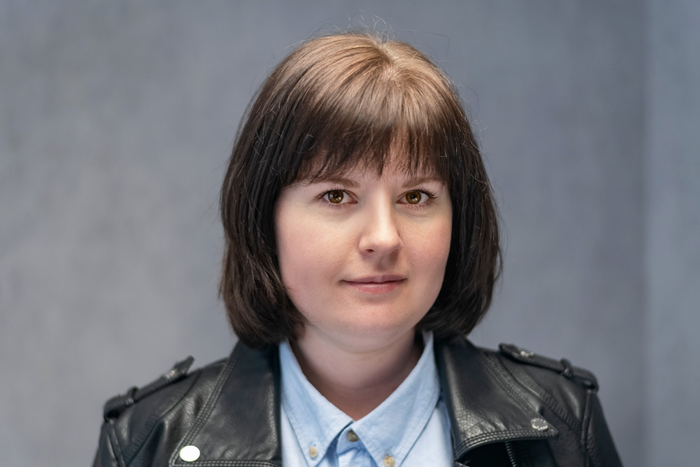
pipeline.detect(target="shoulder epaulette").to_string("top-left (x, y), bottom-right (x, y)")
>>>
top-left (103, 356), bottom-right (194, 420)
top-left (498, 344), bottom-right (598, 391)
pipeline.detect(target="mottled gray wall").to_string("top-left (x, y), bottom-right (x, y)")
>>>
top-left (2, 1), bottom-right (689, 466)
top-left (646, 1), bottom-right (700, 465)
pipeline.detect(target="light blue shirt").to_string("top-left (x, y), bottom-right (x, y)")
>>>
top-left (279, 332), bottom-right (453, 467)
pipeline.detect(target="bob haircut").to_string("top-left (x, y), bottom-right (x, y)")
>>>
top-left (220, 31), bottom-right (501, 348)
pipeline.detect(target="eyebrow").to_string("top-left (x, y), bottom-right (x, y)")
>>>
top-left (401, 176), bottom-right (442, 188)
top-left (309, 177), bottom-right (360, 188)
top-left (302, 175), bottom-right (442, 189)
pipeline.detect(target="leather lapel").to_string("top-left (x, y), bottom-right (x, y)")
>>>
top-left (435, 339), bottom-right (558, 460)
top-left (170, 343), bottom-right (282, 466)
top-left (170, 339), bottom-right (557, 466)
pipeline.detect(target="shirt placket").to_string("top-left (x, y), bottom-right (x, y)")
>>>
top-left (336, 426), bottom-right (374, 467)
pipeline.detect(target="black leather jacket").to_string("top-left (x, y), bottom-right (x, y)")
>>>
top-left (93, 339), bottom-right (622, 467)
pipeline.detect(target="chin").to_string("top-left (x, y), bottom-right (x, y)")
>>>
top-left (335, 311), bottom-right (423, 340)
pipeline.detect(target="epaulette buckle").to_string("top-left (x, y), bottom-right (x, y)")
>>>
top-left (103, 356), bottom-right (194, 421)
top-left (499, 344), bottom-right (598, 391)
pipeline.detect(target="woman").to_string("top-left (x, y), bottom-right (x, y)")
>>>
top-left (94, 32), bottom-right (622, 467)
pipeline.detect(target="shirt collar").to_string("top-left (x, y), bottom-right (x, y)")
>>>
top-left (280, 332), bottom-right (440, 467)
top-left (279, 339), bottom-right (352, 465)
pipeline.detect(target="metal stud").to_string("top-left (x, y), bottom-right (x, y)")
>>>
top-left (179, 445), bottom-right (200, 462)
top-left (531, 418), bottom-right (549, 431)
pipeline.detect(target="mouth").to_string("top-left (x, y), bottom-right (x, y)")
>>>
top-left (343, 275), bottom-right (406, 294)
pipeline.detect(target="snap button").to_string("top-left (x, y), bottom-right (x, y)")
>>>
top-left (179, 445), bottom-right (200, 462)
top-left (383, 455), bottom-right (395, 467)
top-left (309, 446), bottom-right (318, 458)
top-left (531, 418), bottom-right (549, 431)
top-left (346, 430), bottom-right (359, 442)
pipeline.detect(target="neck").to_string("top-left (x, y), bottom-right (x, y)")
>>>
top-left (290, 328), bottom-right (423, 420)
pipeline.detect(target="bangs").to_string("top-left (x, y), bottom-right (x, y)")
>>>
top-left (272, 34), bottom-right (467, 187)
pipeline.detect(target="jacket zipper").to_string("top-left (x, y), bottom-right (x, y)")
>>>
top-left (505, 441), bottom-right (520, 467)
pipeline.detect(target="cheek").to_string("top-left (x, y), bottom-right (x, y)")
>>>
top-left (410, 217), bottom-right (452, 292)
top-left (275, 210), bottom-right (348, 300)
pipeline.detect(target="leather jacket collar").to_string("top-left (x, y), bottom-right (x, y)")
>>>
top-left (168, 339), bottom-right (558, 466)
top-left (436, 339), bottom-right (558, 460)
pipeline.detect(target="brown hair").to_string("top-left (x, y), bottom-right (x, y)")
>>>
top-left (220, 31), bottom-right (501, 348)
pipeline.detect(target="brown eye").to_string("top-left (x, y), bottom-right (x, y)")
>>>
top-left (326, 190), bottom-right (344, 204)
top-left (405, 191), bottom-right (422, 204)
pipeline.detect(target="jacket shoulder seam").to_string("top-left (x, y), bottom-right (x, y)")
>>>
top-left (581, 388), bottom-right (602, 467)
top-left (106, 421), bottom-right (128, 467)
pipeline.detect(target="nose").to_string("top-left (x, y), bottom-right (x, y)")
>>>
top-left (358, 201), bottom-right (403, 256)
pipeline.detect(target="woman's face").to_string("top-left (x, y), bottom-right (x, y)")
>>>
top-left (274, 158), bottom-right (452, 351)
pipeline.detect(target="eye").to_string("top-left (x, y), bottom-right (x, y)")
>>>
top-left (400, 188), bottom-right (438, 207)
top-left (405, 190), bottom-right (425, 204)
top-left (324, 190), bottom-right (345, 204)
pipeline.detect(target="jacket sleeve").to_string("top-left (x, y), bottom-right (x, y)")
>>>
top-left (583, 391), bottom-right (623, 467)
top-left (92, 421), bottom-right (122, 467)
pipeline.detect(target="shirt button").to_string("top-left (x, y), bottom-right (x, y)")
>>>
top-left (179, 445), bottom-right (200, 462)
top-left (384, 455), bottom-right (395, 467)
top-left (346, 430), bottom-right (359, 442)
top-left (308, 446), bottom-right (319, 458)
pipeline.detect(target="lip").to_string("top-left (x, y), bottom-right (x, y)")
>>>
top-left (343, 275), bottom-right (406, 294)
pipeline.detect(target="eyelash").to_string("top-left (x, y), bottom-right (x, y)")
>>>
top-left (318, 186), bottom-right (438, 210)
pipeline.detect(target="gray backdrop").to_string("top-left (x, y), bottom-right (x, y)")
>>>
top-left (1, 1), bottom-right (698, 466)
